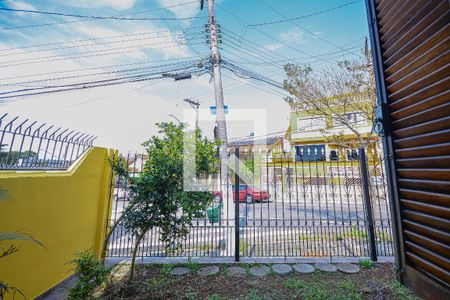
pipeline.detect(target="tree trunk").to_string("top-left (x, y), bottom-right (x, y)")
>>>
top-left (128, 229), bottom-right (147, 283)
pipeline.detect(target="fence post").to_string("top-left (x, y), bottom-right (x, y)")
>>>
top-left (234, 147), bottom-right (240, 262)
top-left (358, 147), bottom-right (378, 261)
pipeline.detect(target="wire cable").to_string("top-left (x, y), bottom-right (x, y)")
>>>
top-left (0, 0), bottom-right (201, 31)
top-left (258, 0), bottom-right (359, 58)
top-left (247, 0), bottom-right (362, 27)
top-left (0, 40), bottom-right (204, 68)
top-left (0, 7), bottom-right (204, 21)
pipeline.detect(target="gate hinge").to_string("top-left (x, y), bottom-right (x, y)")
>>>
top-left (373, 103), bottom-right (389, 137)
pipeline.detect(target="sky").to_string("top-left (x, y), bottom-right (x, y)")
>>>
top-left (0, 0), bottom-right (370, 152)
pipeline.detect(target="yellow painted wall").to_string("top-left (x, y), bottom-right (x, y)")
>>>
top-left (0, 147), bottom-right (115, 300)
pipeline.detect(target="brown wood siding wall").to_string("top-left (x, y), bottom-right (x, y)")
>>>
top-left (373, 0), bottom-right (450, 295)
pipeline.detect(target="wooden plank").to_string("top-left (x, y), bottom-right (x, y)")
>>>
top-left (385, 37), bottom-right (449, 82)
top-left (405, 241), bottom-right (450, 272)
top-left (387, 52), bottom-right (450, 93)
top-left (396, 156), bottom-right (450, 168)
top-left (392, 116), bottom-right (450, 139)
top-left (394, 130), bottom-right (450, 148)
top-left (381, 0), bottom-right (437, 44)
top-left (395, 142), bottom-right (450, 158)
top-left (390, 90), bottom-right (450, 120)
top-left (392, 105), bottom-right (450, 132)
top-left (403, 210), bottom-right (450, 232)
top-left (403, 229), bottom-right (449, 257)
top-left (406, 252), bottom-right (450, 286)
top-left (401, 198), bottom-right (450, 219)
top-left (389, 76), bottom-right (449, 110)
top-left (388, 64), bottom-right (450, 101)
top-left (399, 189), bottom-right (450, 207)
top-left (383, 4), bottom-right (449, 65)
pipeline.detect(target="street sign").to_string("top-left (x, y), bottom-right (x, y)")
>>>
top-left (210, 105), bottom-right (228, 115)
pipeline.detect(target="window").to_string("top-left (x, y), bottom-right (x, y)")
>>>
top-left (297, 117), bottom-right (326, 131)
top-left (295, 144), bottom-right (325, 162)
top-left (347, 149), bottom-right (359, 161)
top-left (329, 150), bottom-right (339, 161)
top-left (333, 112), bottom-right (367, 128)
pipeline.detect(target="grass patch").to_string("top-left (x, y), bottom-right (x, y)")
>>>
top-left (239, 238), bottom-right (250, 256)
top-left (245, 289), bottom-right (273, 300)
top-left (284, 278), bottom-right (307, 289)
top-left (358, 259), bottom-right (374, 269)
top-left (187, 257), bottom-right (201, 272)
top-left (196, 243), bottom-right (213, 252)
top-left (390, 280), bottom-right (417, 300)
top-left (298, 233), bottom-right (315, 241)
top-left (336, 227), bottom-right (368, 240)
top-left (376, 232), bottom-right (393, 242)
top-left (160, 263), bottom-right (173, 276)
top-left (284, 275), bottom-right (361, 300)
top-left (185, 287), bottom-right (196, 300)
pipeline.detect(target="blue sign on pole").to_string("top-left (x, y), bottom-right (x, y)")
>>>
top-left (210, 105), bottom-right (228, 115)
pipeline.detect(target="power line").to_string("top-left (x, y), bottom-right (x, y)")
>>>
top-left (0, 39), bottom-right (204, 67)
top-left (59, 78), bottom-right (166, 109)
top-left (0, 58), bottom-right (207, 87)
top-left (0, 60), bottom-right (208, 99)
top-left (0, 7), bottom-right (205, 21)
top-left (258, 0), bottom-right (359, 58)
top-left (247, 0), bottom-right (362, 27)
top-left (222, 60), bottom-right (284, 90)
top-left (0, 27), bottom-right (203, 54)
top-left (217, 4), bottom-right (333, 64)
top-left (0, 55), bottom-right (206, 81)
top-left (224, 46), bottom-right (363, 65)
top-left (222, 73), bottom-right (287, 98)
top-left (0, 0), bottom-right (201, 31)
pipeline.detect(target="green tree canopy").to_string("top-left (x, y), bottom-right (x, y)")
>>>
top-left (109, 122), bottom-right (218, 281)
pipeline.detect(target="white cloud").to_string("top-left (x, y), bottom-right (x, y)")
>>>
top-left (155, 0), bottom-right (199, 20)
top-left (279, 27), bottom-right (306, 45)
top-left (6, 0), bottom-right (35, 10)
top-left (264, 43), bottom-right (283, 51)
top-left (53, 0), bottom-right (136, 10)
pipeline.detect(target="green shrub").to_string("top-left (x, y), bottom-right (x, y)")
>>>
top-left (69, 250), bottom-right (111, 300)
top-left (358, 259), bottom-right (374, 269)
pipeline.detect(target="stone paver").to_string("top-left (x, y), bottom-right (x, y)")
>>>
top-left (249, 265), bottom-right (271, 277)
top-left (227, 266), bottom-right (246, 277)
top-left (293, 263), bottom-right (315, 274)
top-left (336, 263), bottom-right (360, 274)
top-left (314, 263), bottom-right (337, 272)
top-left (197, 265), bottom-right (220, 276)
top-left (271, 264), bottom-right (293, 275)
top-left (171, 267), bottom-right (190, 276)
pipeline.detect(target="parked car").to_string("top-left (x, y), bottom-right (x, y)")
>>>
top-left (213, 184), bottom-right (270, 204)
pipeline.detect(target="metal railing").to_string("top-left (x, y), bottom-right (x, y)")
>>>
top-left (0, 113), bottom-right (96, 170)
top-left (106, 144), bottom-right (393, 260)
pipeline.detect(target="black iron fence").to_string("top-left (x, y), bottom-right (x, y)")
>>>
top-left (106, 145), bottom-right (393, 260)
top-left (0, 113), bottom-right (96, 170)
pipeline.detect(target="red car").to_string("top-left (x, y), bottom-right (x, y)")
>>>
top-left (213, 184), bottom-right (270, 204)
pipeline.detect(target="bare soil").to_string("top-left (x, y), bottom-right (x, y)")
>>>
top-left (101, 263), bottom-right (418, 300)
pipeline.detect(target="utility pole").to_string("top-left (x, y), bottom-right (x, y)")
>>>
top-left (201, 0), bottom-right (232, 254)
top-left (203, 0), bottom-right (229, 186)
top-left (183, 98), bottom-right (200, 130)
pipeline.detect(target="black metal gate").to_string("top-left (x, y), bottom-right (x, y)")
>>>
top-left (106, 145), bottom-right (393, 260)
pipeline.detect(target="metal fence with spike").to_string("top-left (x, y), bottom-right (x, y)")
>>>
top-left (106, 144), bottom-right (394, 260)
top-left (0, 113), bottom-right (96, 170)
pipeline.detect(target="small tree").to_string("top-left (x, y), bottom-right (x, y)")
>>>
top-left (283, 39), bottom-right (376, 148)
top-left (109, 122), bottom-right (218, 282)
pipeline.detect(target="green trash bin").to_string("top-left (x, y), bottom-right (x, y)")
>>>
top-left (207, 202), bottom-right (222, 223)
